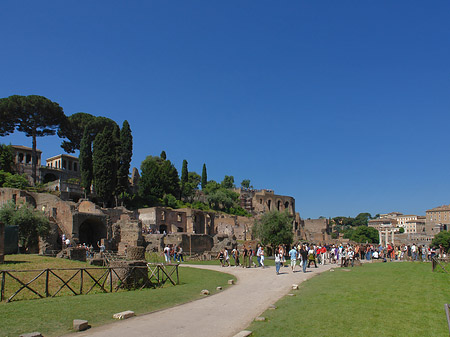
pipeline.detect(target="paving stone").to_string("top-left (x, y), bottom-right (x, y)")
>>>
top-left (201, 289), bottom-right (210, 295)
top-left (73, 319), bottom-right (89, 331)
top-left (113, 310), bottom-right (135, 320)
top-left (254, 316), bottom-right (266, 322)
top-left (233, 330), bottom-right (253, 337)
top-left (19, 333), bottom-right (42, 337)
top-left (228, 279), bottom-right (235, 285)
top-left (287, 293), bottom-right (295, 296)
top-left (268, 305), bottom-right (277, 310)
top-left (292, 284), bottom-right (299, 290)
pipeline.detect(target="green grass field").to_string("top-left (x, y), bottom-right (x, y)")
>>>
top-left (0, 255), bottom-right (235, 337)
top-left (248, 262), bottom-right (450, 337)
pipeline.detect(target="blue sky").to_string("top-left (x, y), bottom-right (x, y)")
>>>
top-left (1, 1), bottom-right (450, 218)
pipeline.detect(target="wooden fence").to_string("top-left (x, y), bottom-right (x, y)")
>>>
top-left (0, 263), bottom-right (179, 302)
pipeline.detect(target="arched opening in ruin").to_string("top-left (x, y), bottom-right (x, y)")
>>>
top-left (284, 201), bottom-right (289, 210)
top-left (444, 224), bottom-right (448, 231)
top-left (277, 201), bottom-right (281, 211)
top-left (43, 173), bottom-right (58, 183)
top-left (159, 224), bottom-right (167, 233)
top-left (78, 218), bottom-right (107, 250)
top-left (267, 199), bottom-right (271, 210)
top-left (177, 227), bottom-right (183, 232)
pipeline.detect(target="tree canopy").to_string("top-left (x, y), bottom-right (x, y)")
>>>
top-left (0, 95), bottom-right (66, 184)
top-left (0, 144), bottom-right (14, 173)
top-left (0, 202), bottom-right (50, 251)
top-left (432, 231), bottom-right (450, 251)
top-left (139, 155), bottom-right (180, 205)
top-left (253, 210), bottom-right (293, 248)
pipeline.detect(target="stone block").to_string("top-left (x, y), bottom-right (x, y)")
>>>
top-left (126, 246), bottom-right (145, 260)
top-left (287, 293), bottom-right (295, 296)
top-left (233, 331), bottom-right (253, 337)
top-left (73, 319), bottom-right (89, 331)
top-left (216, 286), bottom-right (223, 291)
top-left (268, 305), bottom-right (277, 310)
top-left (201, 289), bottom-right (210, 295)
top-left (254, 316), bottom-right (266, 322)
top-left (228, 279), bottom-right (235, 285)
top-left (292, 284), bottom-right (299, 290)
top-left (113, 310), bottom-right (135, 320)
top-left (19, 333), bottom-right (42, 337)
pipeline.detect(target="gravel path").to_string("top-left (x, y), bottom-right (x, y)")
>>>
top-left (72, 262), bottom-right (335, 337)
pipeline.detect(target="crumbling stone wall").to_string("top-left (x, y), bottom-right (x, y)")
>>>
top-left (117, 215), bottom-right (143, 255)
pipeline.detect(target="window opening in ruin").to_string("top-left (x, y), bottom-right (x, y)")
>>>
top-left (62, 160), bottom-right (67, 169)
top-left (25, 153), bottom-right (31, 164)
top-left (285, 201), bottom-right (289, 209)
top-left (74, 163), bottom-right (78, 171)
top-left (444, 224), bottom-right (448, 231)
top-left (159, 224), bottom-right (167, 233)
top-left (177, 214), bottom-right (182, 222)
top-left (12, 194), bottom-right (17, 204)
top-left (18, 153), bottom-right (24, 163)
top-left (260, 199), bottom-right (262, 204)
top-left (277, 201), bottom-right (281, 211)
top-left (161, 211), bottom-right (165, 221)
top-left (68, 161), bottom-right (72, 170)
top-left (267, 200), bottom-right (271, 210)
top-left (177, 227), bottom-right (183, 232)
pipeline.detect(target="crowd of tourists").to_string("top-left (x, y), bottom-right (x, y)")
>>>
top-left (213, 242), bottom-right (445, 275)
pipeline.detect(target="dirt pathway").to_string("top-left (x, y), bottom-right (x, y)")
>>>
top-left (72, 263), bottom-right (335, 337)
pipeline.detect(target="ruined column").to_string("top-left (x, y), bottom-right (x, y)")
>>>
top-left (385, 230), bottom-right (388, 247)
top-left (391, 230), bottom-right (395, 245)
top-left (379, 231), bottom-right (382, 246)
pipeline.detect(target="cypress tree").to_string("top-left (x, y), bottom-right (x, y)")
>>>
top-left (117, 120), bottom-right (133, 199)
top-left (181, 159), bottom-right (188, 198)
top-left (79, 127), bottom-right (92, 197)
top-left (93, 127), bottom-right (117, 207)
top-left (201, 163), bottom-right (207, 190)
top-left (160, 151), bottom-right (166, 160)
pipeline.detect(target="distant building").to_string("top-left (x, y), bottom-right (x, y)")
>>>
top-left (425, 205), bottom-right (450, 234)
top-left (11, 145), bottom-right (42, 182)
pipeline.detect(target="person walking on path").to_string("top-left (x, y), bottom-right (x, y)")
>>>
top-left (260, 246), bottom-right (265, 268)
top-left (242, 246), bottom-right (248, 268)
top-left (275, 248), bottom-right (282, 275)
top-left (217, 249), bottom-right (224, 267)
top-left (289, 246), bottom-right (298, 272)
top-left (224, 249), bottom-right (230, 267)
top-left (256, 244), bottom-right (262, 267)
top-left (300, 245), bottom-right (308, 272)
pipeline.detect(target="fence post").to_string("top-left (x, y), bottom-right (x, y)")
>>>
top-left (80, 269), bottom-right (83, 295)
top-left (445, 303), bottom-right (450, 334)
top-left (109, 268), bottom-right (112, 293)
top-left (176, 265), bottom-right (179, 285)
top-left (45, 269), bottom-right (49, 297)
top-left (1, 271), bottom-right (5, 301)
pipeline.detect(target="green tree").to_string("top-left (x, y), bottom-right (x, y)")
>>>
top-left (183, 172), bottom-right (201, 202)
top-left (58, 112), bottom-right (118, 153)
top-left (0, 96), bottom-right (20, 136)
top-left (0, 202), bottom-right (50, 252)
top-left (139, 155), bottom-right (180, 205)
top-left (3, 173), bottom-right (29, 189)
top-left (0, 144), bottom-right (14, 173)
top-left (117, 120), bottom-right (133, 203)
top-left (201, 163), bottom-right (207, 190)
top-left (353, 213), bottom-right (372, 226)
top-left (432, 231), bottom-right (450, 251)
top-left (180, 159), bottom-right (188, 198)
top-left (93, 127), bottom-right (117, 207)
top-left (221, 175), bottom-right (235, 189)
top-left (79, 127), bottom-right (93, 197)
top-left (241, 179), bottom-right (250, 189)
top-left (160, 151), bottom-right (166, 160)
top-left (253, 210), bottom-right (293, 248)
top-left (0, 95), bottom-right (67, 184)
top-left (349, 226), bottom-right (379, 243)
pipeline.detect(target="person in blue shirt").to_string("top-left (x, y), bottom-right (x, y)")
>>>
top-left (289, 246), bottom-right (298, 272)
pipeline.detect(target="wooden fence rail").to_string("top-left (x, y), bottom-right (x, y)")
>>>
top-left (0, 263), bottom-right (179, 302)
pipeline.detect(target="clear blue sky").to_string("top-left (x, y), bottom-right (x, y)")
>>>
top-left (1, 1), bottom-right (450, 219)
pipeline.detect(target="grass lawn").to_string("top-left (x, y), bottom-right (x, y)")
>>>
top-left (1, 255), bottom-right (235, 337)
top-left (248, 262), bottom-right (450, 337)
